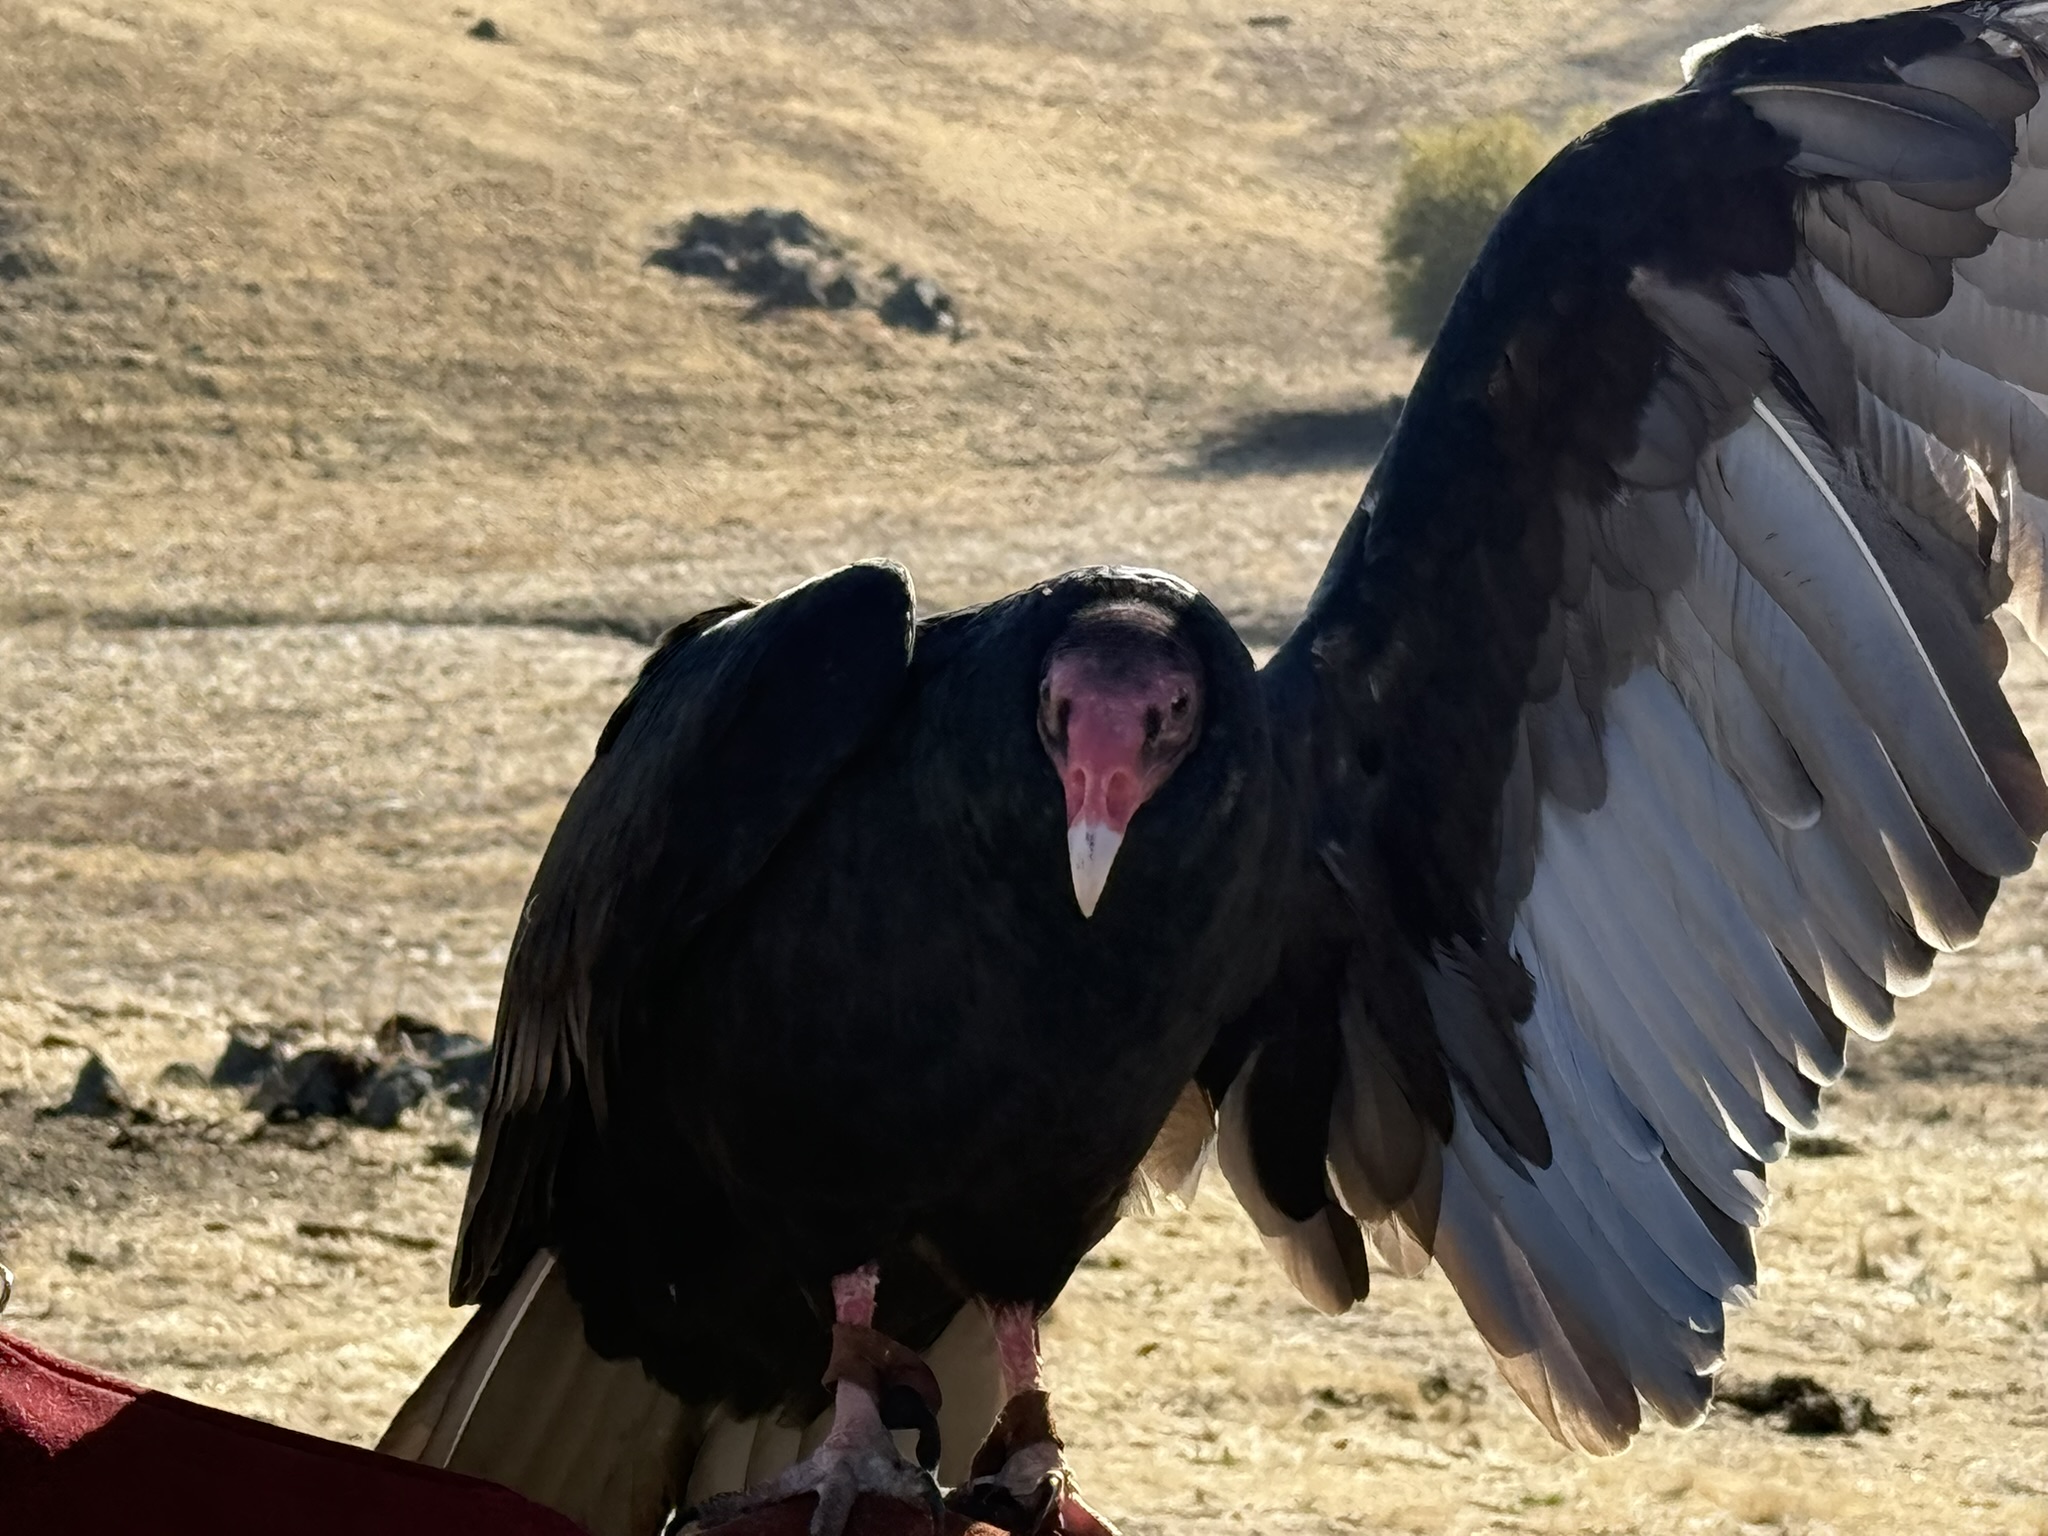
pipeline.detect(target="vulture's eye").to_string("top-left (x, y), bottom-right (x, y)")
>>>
top-left (1170, 692), bottom-right (1190, 717)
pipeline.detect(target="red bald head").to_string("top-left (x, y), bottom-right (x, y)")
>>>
top-left (1037, 604), bottom-right (1203, 916)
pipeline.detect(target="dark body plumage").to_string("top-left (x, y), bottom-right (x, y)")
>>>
top-left (455, 564), bottom-right (1279, 1422)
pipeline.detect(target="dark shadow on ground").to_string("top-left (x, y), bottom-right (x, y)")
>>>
top-left (1182, 397), bottom-right (1404, 478)
top-left (0, 602), bottom-right (677, 645)
top-left (1845, 1024), bottom-right (2048, 1088)
top-left (22, 602), bottom-right (1315, 652)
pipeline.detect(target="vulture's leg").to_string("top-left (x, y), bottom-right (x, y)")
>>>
top-left (946, 1303), bottom-right (1121, 1536)
top-left (692, 1265), bottom-right (944, 1536)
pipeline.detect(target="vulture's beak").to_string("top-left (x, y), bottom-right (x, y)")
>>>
top-left (1067, 821), bottom-right (1125, 919)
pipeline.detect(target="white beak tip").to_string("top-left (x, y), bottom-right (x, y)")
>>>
top-left (1067, 821), bottom-right (1124, 918)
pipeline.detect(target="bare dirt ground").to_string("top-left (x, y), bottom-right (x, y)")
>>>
top-left (3, 0), bottom-right (2046, 1532)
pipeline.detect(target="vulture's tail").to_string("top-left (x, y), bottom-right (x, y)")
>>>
top-left (379, 1251), bottom-right (1006, 1536)
top-left (379, 1252), bottom-right (695, 1535)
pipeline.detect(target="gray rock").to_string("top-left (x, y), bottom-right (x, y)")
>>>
top-left (375, 1012), bottom-right (481, 1064)
top-left (687, 208), bottom-right (830, 255)
top-left (434, 1039), bottom-right (494, 1112)
top-left (731, 244), bottom-right (835, 308)
top-left (45, 1054), bottom-right (132, 1118)
top-left (353, 1060), bottom-right (435, 1130)
top-left (651, 210), bottom-right (837, 282)
top-left (878, 275), bottom-right (958, 335)
top-left (156, 1061), bottom-right (209, 1089)
top-left (249, 1048), bottom-right (373, 1122)
top-left (649, 208), bottom-right (958, 333)
top-left (820, 266), bottom-right (876, 310)
top-left (371, 1013), bottom-right (492, 1109)
top-left (211, 1026), bottom-right (295, 1088)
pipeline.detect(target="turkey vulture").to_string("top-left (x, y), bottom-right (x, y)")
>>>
top-left (383, 564), bottom-right (1285, 1534)
top-left (388, 2), bottom-right (2048, 1529)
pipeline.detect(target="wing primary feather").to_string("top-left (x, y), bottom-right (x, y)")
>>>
top-left (1603, 672), bottom-right (1840, 1080)
top-left (1518, 947), bottom-right (1750, 1300)
top-left (1683, 497), bottom-right (1990, 951)
top-left (1655, 589), bottom-right (1820, 829)
top-left (1723, 398), bottom-right (2029, 876)
top-left (1524, 844), bottom-right (1769, 1222)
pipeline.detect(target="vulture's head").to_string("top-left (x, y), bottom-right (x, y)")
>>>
top-left (1036, 600), bottom-right (1205, 917)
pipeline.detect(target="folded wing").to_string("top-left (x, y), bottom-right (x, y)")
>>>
top-left (452, 561), bottom-right (917, 1307)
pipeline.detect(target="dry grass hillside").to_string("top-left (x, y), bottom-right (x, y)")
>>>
top-left (3, 1), bottom-right (2046, 1534)
top-left (2, 0), bottom-right (1873, 627)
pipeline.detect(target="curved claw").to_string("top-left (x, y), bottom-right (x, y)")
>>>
top-left (806, 1459), bottom-right (944, 1536)
top-left (689, 1353), bottom-right (943, 1536)
top-left (684, 1306), bottom-right (950, 1536)
top-left (690, 1456), bottom-right (943, 1536)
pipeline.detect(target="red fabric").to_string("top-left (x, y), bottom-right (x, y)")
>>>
top-left (0, 1330), bottom-right (590, 1535)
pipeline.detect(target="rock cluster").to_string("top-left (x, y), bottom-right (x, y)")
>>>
top-left (42, 1015), bottom-right (492, 1134)
top-left (648, 208), bottom-right (959, 335)
top-left (232, 1013), bottom-right (491, 1129)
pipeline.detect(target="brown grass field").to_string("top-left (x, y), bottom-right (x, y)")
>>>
top-left (3, 0), bottom-right (2047, 1531)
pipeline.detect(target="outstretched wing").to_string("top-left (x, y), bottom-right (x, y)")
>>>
top-left (1215, 3), bottom-right (2048, 1452)
top-left (453, 561), bottom-right (918, 1305)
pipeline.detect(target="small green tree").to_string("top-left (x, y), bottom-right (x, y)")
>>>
top-left (1380, 114), bottom-right (1547, 350)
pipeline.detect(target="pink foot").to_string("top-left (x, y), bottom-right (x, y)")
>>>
top-left (690, 1358), bottom-right (942, 1536)
top-left (691, 1270), bottom-right (946, 1536)
top-left (944, 1389), bottom-right (1122, 1536)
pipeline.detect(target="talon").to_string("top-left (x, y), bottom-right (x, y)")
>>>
top-left (810, 1468), bottom-right (857, 1536)
top-left (686, 1269), bottom-right (948, 1536)
top-left (948, 1391), bottom-right (1121, 1536)
top-left (691, 1326), bottom-right (945, 1536)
